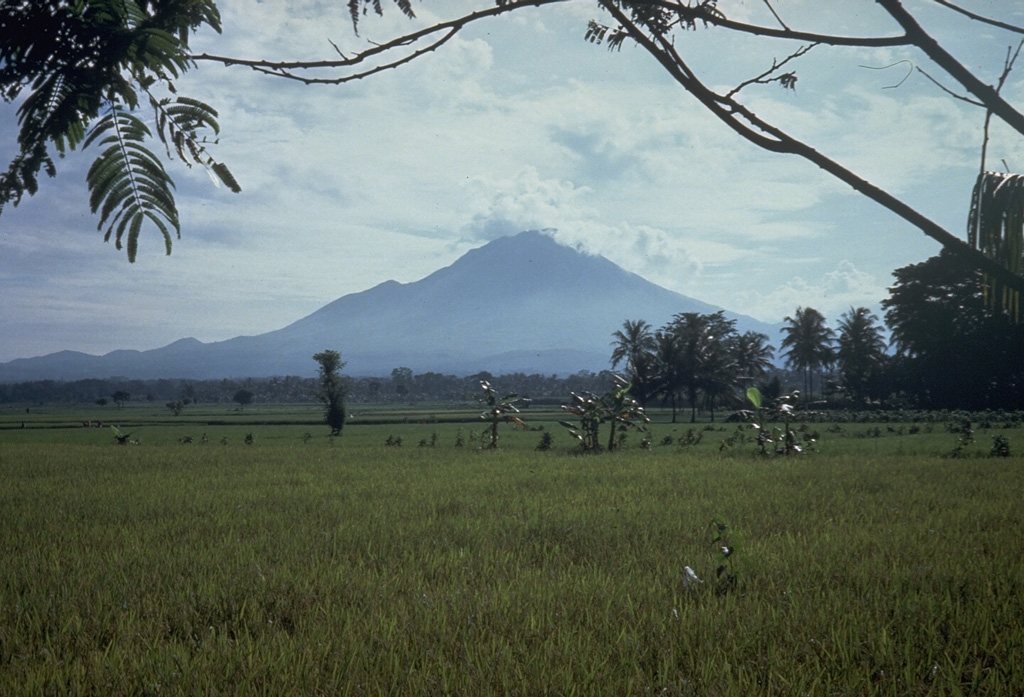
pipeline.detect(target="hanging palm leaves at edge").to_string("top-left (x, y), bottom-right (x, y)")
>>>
top-left (968, 171), bottom-right (1024, 322)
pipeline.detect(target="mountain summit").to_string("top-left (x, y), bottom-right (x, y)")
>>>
top-left (0, 231), bottom-right (779, 380)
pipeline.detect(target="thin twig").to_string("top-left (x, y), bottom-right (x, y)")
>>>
top-left (761, 0), bottom-right (789, 30)
top-left (726, 44), bottom-right (815, 99)
top-left (916, 67), bottom-right (984, 106)
top-left (930, 0), bottom-right (1024, 36)
top-left (980, 40), bottom-right (1024, 174)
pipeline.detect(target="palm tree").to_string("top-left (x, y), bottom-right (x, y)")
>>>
top-left (836, 307), bottom-right (887, 404)
top-left (610, 319), bottom-right (657, 405)
top-left (731, 331), bottom-right (775, 387)
top-left (780, 307), bottom-right (835, 401)
top-left (668, 311), bottom-right (737, 422)
top-left (652, 329), bottom-right (683, 423)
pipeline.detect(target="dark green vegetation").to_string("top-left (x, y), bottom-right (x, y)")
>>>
top-left (616, 252), bottom-right (1024, 415)
top-left (0, 0), bottom-right (237, 261)
top-left (313, 350), bottom-right (348, 436)
top-left (2, 403), bottom-right (1023, 695)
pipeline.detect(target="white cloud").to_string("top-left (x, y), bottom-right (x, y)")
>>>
top-left (2, 0), bottom-right (1019, 361)
top-left (461, 167), bottom-right (592, 240)
top-left (730, 260), bottom-right (888, 323)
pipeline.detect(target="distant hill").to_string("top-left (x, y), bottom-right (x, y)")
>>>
top-left (0, 231), bottom-right (782, 381)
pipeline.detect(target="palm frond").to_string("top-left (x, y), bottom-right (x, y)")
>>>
top-left (968, 171), bottom-right (1024, 320)
top-left (84, 109), bottom-right (180, 261)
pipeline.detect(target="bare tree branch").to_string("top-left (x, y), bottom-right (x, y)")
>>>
top-left (639, 0), bottom-right (910, 47)
top-left (193, 0), bottom-right (567, 79)
top-left (877, 0), bottom-right (1024, 137)
top-left (980, 41), bottom-right (1024, 174)
top-left (930, 0), bottom-right (1024, 36)
top-left (761, 0), bottom-right (789, 31)
top-left (725, 43), bottom-right (816, 99)
top-left (597, 0), bottom-right (1024, 299)
top-left (915, 66), bottom-right (985, 106)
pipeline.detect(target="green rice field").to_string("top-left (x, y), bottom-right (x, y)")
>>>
top-left (1, 403), bottom-right (1022, 695)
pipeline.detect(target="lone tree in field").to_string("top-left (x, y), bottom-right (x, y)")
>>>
top-left (232, 388), bottom-right (254, 411)
top-left (111, 390), bottom-right (130, 409)
top-left (313, 350), bottom-right (347, 436)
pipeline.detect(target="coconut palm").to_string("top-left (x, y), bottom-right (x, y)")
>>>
top-left (667, 311), bottom-right (737, 422)
top-left (652, 329), bottom-right (683, 422)
top-left (731, 331), bottom-right (775, 386)
top-left (780, 307), bottom-right (835, 401)
top-left (610, 319), bottom-right (657, 405)
top-left (835, 307), bottom-right (886, 403)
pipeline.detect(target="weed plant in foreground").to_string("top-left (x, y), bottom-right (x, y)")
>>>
top-left (0, 443), bottom-right (1022, 695)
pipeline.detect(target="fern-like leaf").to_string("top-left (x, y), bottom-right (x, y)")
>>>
top-left (347, 0), bottom-right (416, 35)
top-left (1, 0), bottom-right (233, 260)
top-left (84, 109), bottom-right (180, 262)
top-left (149, 94), bottom-right (240, 193)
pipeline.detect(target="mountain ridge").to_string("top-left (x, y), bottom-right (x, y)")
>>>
top-left (0, 231), bottom-right (781, 381)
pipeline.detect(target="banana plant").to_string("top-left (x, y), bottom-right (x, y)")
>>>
top-left (560, 375), bottom-right (649, 452)
top-left (477, 381), bottom-right (527, 449)
top-left (745, 386), bottom-right (811, 455)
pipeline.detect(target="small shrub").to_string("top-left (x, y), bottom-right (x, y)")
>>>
top-left (536, 430), bottom-right (553, 451)
top-left (676, 428), bottom-right (703, 447)
top-left (990, 435), bottom-right (1011, 457)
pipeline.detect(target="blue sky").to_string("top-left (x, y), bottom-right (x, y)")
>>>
top-left (2, 0), bottom-right (1023, 362)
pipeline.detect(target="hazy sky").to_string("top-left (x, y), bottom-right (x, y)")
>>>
top-left (3, 0), bottom-right (1024, 362)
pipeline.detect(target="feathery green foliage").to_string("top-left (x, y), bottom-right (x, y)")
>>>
top-left (83, 109), bottom-right (178, 259)
top-left (0, 0), bottom-right (236, 261)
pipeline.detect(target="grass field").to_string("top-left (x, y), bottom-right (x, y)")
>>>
top-left (1, 403), bottom-right (1023, 695)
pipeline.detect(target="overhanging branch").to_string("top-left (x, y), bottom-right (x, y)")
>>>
top-left (878, 0), bottom-right (1024, 137)
top-left (193, 0), bottom-right (567, 80)
top-left (598, 0), bottom-right (1024, 299)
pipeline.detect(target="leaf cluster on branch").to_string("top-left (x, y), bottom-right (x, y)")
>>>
top-left (0, 0), bottom-right (238, 261)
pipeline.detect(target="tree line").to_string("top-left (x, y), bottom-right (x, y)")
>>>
top-left (2, 252), bottom-right (1020, 412)
top-left (617, 250), bottom-right (1024, 417)
top-left (0, 368), bottom-right (631, 408)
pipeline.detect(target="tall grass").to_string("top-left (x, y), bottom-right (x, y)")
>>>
top-left (1, 442), bottom-right (1022, 695)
